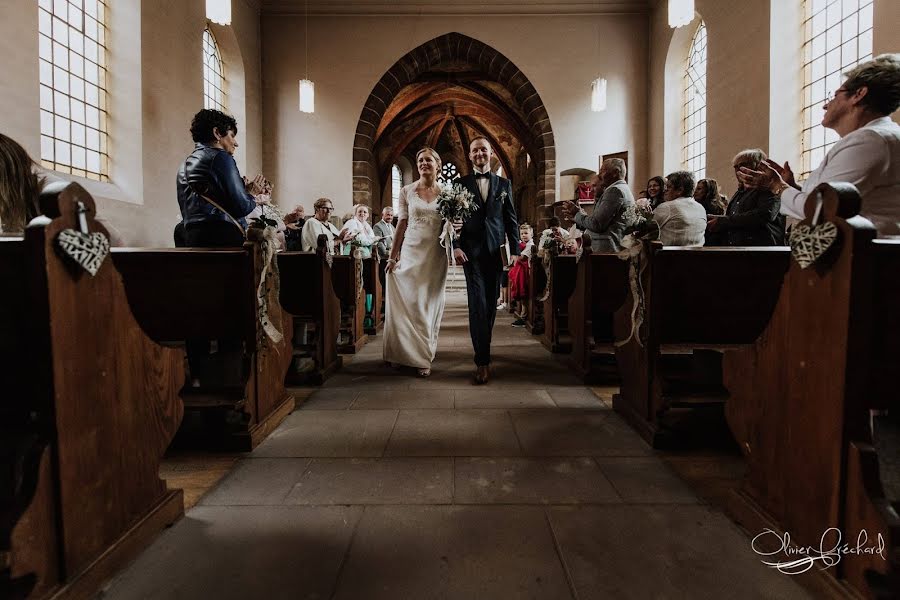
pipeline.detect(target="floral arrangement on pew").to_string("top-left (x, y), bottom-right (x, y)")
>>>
top-left (436, 181), bottom-right (478, 268)
top-left (244, 175), bottom-right (284, 349)
top-left (616, 199), bottom-right (659, 349)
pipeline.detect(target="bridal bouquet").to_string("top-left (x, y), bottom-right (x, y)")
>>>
top-left (437, 182), bottom-right (478, 266)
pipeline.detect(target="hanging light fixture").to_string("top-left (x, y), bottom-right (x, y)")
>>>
top-left (591, 77), bottom-right (607, 112)
top-left (206, 0), bottom-right (231, 26)
top-left (668, 0), bottom-right (694, 28)
top-left (299, 0), bottom-right (315, 113)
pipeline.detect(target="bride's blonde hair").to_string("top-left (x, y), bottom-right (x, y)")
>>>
top-left (415, 146), bottom-right (442, 169)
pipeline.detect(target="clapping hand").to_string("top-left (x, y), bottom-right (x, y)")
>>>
top-left (561, 200), bottom-right (580, 219)
top-left (737, 163), bottom-right (779, 191)
top-left (763, 159), bottom-right (797, 189)
top-left (244, 174), bottom-right (267, 195)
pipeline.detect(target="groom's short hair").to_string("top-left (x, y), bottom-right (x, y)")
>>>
top-left (469, 136), bottom-right (491, 150)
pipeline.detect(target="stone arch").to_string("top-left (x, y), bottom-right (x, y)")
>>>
top-left (352, 32), bottom-right (556, 216)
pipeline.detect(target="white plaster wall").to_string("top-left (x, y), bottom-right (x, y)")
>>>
top-left (261, 15), bottom-right (649, 214)
top-left (0, 0), bottom-right (263, 246)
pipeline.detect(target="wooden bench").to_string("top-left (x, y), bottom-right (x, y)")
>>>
top-left (526, 253), bottom-right (546, 335)
top-left (539, 254), bottom-right (578, 352)
top-left (567, 235), bottom-right (630, 383)
top-left (330, 255), bottom-right (368, 353)
top-left (724, 183), bottom-right (900, 598)
top-left (3, 183), bottom-right (183, 600)
top-left (277, 238), bottom-right (343, 385)
top-left (613, 240), bottom-right (789, 448)
top-left (112, 232), bottom-right (294, 451)
top-left (362, 256), bottom-right (383, 335)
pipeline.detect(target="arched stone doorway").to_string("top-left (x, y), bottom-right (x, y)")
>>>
top-left (352, 32), bottom-right (556, 227)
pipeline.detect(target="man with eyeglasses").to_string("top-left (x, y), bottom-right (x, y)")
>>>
top-left (300, 197), bottom-right (355, 254)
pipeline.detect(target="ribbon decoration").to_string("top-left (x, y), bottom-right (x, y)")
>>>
top-left (255, 226), bottom-right (283, 346)
top-left (439, 220), bottom-right (457, 268)
top-left (614, 236), bottom-right (648, 348)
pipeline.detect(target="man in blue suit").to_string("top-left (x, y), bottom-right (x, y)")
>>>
top-left (453, 137), bottom-right (521, 384)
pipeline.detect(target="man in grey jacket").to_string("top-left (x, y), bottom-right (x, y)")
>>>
top-left (562, 158), bottom-right (635, 252)
top-left (372, 206), bottom-right (395, 311)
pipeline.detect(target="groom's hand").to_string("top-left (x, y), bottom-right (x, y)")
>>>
top-left (453, 248), bottom-right (468, 265)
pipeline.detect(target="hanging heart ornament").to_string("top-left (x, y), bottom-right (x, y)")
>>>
top-left (789, 222), bottom-right (838, 269)
top-left (57, 229), bottom-right (110, 276)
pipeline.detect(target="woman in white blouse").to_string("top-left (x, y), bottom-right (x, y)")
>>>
top-left (339, 204), bottom-right (378, 258)
top-left (739, 54), bottom-right (900, 235)
top-left (300, 197), bottom-right (354, 254)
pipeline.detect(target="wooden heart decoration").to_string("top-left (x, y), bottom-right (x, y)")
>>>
top-left (57, 229), bottom-right (109, 276)
top-left (789, 222), bottom-right (838, 269)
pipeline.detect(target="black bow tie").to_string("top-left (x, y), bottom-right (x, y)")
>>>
top-left (474, 173), bottom-right (490, 179)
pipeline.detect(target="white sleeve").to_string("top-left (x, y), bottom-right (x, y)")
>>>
top-left (781, 130), bottom-right (890, 219)
top-left (397, 185), bottom-right (409, 220)
top-left (300, 219), bottom-right (318, 251)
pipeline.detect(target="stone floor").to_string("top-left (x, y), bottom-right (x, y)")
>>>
top-left (103, 291), bottom-right (810, 600)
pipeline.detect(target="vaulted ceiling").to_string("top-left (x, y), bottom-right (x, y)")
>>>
top-left (374, 69), bottom-right (536, 183)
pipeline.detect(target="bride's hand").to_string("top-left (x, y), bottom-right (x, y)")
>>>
top-left (452, 218), bottom-right (463, 234)
top-left (385, 258), bottom-right (399, 273)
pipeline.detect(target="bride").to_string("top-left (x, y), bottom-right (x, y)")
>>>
top-left (383, 146), bottom-right (449, 377)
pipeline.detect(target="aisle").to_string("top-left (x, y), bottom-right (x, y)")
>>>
top-left (104, 291), bottom-right (809, 599)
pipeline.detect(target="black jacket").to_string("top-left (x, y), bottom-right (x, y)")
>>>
top-left (717, 187), bottom-right (785, 246)
top-left (177, 143), bottom-right (256, 228)
top-left (453, 172), bottom-right (520, 258)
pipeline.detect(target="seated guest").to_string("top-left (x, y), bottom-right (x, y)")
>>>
top-left (283, 204), bottom-right (306, 251)
top-left (0, 133), bottom-right (43, 233)
top-left (340, 204), bottom-right (377, 258)
top-left (739, 54), bottom-right (900, 235)
top-left (652, 171), bottom-right (707, 246)
top-left (646, 176), bottom-right (666, 210)
top-left (301, 197), bottom-right (353, 254)
top-left (177, 108), bottom-right (263, 247)
top-left (709, 149), bottom-right (785, 246)
top-left (537, 217), bottom-right (570, 258)
top-left (693, 179), bottom-right (726, 215)
top-left (562, 158), bottom-right (636, 252)
top-left (0, 133), bottom-right (126, 244)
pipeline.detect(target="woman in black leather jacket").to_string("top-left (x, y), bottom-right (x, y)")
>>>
top-left (176, 109), bottom-right (261, 247)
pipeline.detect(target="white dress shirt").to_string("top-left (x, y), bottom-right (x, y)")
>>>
top-left (781, 116), bottom-right (900, 236)
top-left (652, 197), bottom-right (707, 246)
top-left (474, 167), bottom-right (490, 200)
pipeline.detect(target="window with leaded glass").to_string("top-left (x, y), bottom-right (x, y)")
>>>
top-left (683, 21), bottom-right (707, 179)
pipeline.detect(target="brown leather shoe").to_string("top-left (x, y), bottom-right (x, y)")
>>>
top-left (474, 365), bottom-right (490, 385)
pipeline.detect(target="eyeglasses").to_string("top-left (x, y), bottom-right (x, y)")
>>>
top-left (317, 206), bottom-right (334, 212)
top-left (825, 88), bottom-right (849, 103)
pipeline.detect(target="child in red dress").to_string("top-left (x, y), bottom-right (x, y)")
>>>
top-left (508, 224), bottom-right (533, 327)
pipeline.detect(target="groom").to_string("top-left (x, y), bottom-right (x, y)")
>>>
top-left (453, 137), bottom-right (521, 384)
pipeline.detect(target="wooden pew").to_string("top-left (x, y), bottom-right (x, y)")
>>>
top-left (539, 254), bottom-right (578, 352)
top-left (331, 255), bottom-right (368, 353)
top-left (362, 256), bottom-right (383, 335)
top-left (613, 240), bottom-right (789, 448)
top-left (526, 253), bottom-right (546, 335)
top-left (723, 184), bottom-right (900, 598)
top-left (567, 235), bottom-right (630, 383)
top-left (3, 183), bottom-right (183, 600)
top-left (112, 232), bottom-right (294, 451)
top-left (278, 238), bottom-right (343, 385)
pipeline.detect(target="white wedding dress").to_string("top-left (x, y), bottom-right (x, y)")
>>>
top-left (383, 183), bottom-right (448, 369)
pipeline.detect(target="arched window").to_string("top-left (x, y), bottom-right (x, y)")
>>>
top-left (800, 0), bottom-right (873, 178)
top-left (439, 163), bottom-right (459, 183)
top-left (683, 21), bottom-right (707, 179)
top-left (38, 0), bottom-right (110, 181)
top-left (391, 164), bottom-right (402, 213)
top-left (203, 27), bottom-right (226, 111)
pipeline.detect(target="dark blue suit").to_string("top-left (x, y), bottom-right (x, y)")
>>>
top-left (454, 172), bottom-right (520, 366)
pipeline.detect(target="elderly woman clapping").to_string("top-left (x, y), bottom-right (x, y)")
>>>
top-left (738, 54), bottom-right (900, 236)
